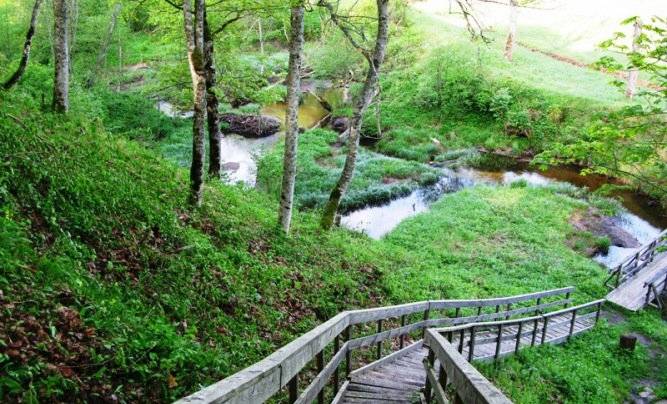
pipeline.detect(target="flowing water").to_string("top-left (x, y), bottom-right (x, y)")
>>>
top-left (341, 163), bottom-right (664, 269)
top-left (155, 94), bottom-right (665, 269)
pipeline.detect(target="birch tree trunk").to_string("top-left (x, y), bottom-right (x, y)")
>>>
top-left (203, 12), bottom-right (222, 179)
top-left (52, 0), bottom-right (70, 113)
top-left (86, 2), bottom-right (121, 88)
top-left (278, 5), bottom-right (305, 233)
top-left (504, 0), bottom-right (517, 61)
top-left (320, 0), bottom-right (390, 230)
top-left (3, 0), bottom-right (43, 90)
top-left (625, 18), bottom-right (642, 99)
top-left (184, 0), bottom-right (208, 206)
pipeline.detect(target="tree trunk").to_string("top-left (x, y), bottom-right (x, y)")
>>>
top-left (203, 12), bottom-right (222, 179)
top-left (184, 0), bottom-right (207, 206)
top-left (321, 0), bottom-right (390, 230)
top-left (504, 0), bottom-right (517, 61)
top-left (278, 5), bottom-right (305, 233)
top-left (2, 0), bottom-right (43, 90)
top-left (52, 0), bottom-right (70, 113)
top-left (86, 2), bottom-right (121, 88)
top-left (625, 18), bottom-right (642, 99)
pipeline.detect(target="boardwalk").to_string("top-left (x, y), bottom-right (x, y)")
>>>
top-left (607, 252), bottom-right (667, 311)
top-left (338, 310), bottom-right (599, 403)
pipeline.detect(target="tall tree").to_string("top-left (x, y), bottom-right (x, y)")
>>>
top-left (52, 0), bottom-right (70, 112)
top-left (2, 0), bottom-right (44, 90)
top-left (203, 11), bottom-right (222, 179)
top-left (184, 0), bottom-right (208, 205)
top-left (319, 0), bottom-right (390, 229)
top-left (504, 0), bottom-right (517, 61)
top-left (278, 4), bottom-right (305, 233)
top-left (86, 2), bottom-right (122, 88)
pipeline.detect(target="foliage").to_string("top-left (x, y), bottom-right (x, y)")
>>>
top-left (537, 16), bottom-right (667, 204)
top-left (257, 129), bottom-right (440, 212)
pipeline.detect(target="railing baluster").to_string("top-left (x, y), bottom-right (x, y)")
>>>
top-left (541, 317), bottom-right (549, 344)
top-left (568, 309), bottom-right (577, 341)
top-left (564, 291), bottom-right (571, 308)
top-left (494, 324), bottom-right (503, 361)
top-left (477, 306), bottom-right (482, 316)
top-left (505, 303), bottom-right (512, 320)
top-left (316, 350), bottom-right (324, 404)
top-left (535, 297), bottom-right (542, 315)
top-left (438, 363), bottom-right (447, 389)
top-left (333, 335), bottom-right (340, 395)
top-left (399, 314), bottom-right (406, 349)
top-left (376, 319), bottom-right (383, 359)
top-left (344, 326), bottom-right (351, 376)
top-left (458, 329), bottom-right (465, 353)
top-left (514, 321), bottom-right (523, 353)
top-left (595, 301), bottom-right (602, 324)
top-left (422, 306), bottom-right (430, 338)
top-left (424, 349), bottom-right (435, 403)
top-left (531, 318), bottom-right (539, 346)
top-left (468, 326), bottom-right (476, 362)
top-left (288, 373), bottom-right (298, 404)
top-left (455, 307), bottom-right (461, 318)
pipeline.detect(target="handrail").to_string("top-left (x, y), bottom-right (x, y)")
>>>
top-left (175, 287), bottom-right (575, 404)
top-left (605, 229), bottom-right (667, 288)
top-left (423, 329), bottom-right (512, 404)
top-left (434, 299), bottom-right (605, 363)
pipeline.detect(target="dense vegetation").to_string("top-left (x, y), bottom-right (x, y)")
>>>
top-left (1, 0), bottom-right (665, 403)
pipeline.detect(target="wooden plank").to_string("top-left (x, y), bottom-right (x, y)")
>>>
top-left (350, 341), bottom-right (424, 377)
top-left (424, 361), bottom-right (449, 404)
top-left (294, 342), bottom-right (349, 404)
top-left (331, 380), bottom-right (350, 404)
top-left (424, 330), bottom-right (512, 404)
top-left (429, 286), bottom-right (574, 310)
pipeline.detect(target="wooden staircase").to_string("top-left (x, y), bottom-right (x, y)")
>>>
top-left (176, 287), bottom-right (604, 404)
top-left (605, 230), bottom-right (667, 311)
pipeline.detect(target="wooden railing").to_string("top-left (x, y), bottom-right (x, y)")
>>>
top-left (176, 287), bottom-right (575, 404)
top-left (422, 299), bottom-right (604, 404)
top-left (423, 329), bottom-right (512, 404)
top-left (645, 272), bottom-right (667, 309)
top-left (605, 230), bottom-right (667, 288)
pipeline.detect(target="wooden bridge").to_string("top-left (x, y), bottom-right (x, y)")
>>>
top-left (605, 229), bottom-right (667, 311)
top-left (176, 287), bottom-right (605, 404)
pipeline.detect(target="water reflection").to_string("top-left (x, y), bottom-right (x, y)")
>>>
top-left (219, 133), bottom-right (281, 186)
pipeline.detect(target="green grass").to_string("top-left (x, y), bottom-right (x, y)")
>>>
top-left (0, 91), bottom-right (392, 402)
top-left (257, 129), bottom-right (440, 212)
top-left (477, 309), bottom-right (667, 403)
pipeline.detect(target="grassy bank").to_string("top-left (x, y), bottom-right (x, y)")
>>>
top-left (257, 129), bottom-right (440, 212)
top-left (0, 91), bottom-right (395, 402)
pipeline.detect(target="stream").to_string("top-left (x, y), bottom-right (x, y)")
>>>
top-left (156, 92), bottom-right (665, 270)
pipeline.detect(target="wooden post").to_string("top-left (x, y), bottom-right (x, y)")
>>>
top-left (468, 326), bottom-right (476, 362)
top-left (567, 310), bottom-right (577, 341)
top-left (595, 302), bottom-right (603, 324)
top-left (376, 319), bottom-right (383, 359)
top-left (333, 335), bottom-right (340, 394)
top-left (458, 329), bottom-right (465, 353)
top-left (422, 306), bottom-right (430, 338)
top-left (531, 318), bottom-right (539, 346)
top-left (619, 334), bottom-right (637, 351)
top-left (505, 303), bottom-right (512, 320)
top-left (455, 307), bottom-right (460, 318)
top-left (495, 304), bottom-right (500, 314)
top-left (399, 314), bottom-right (406, 349)
top-left (494, 324), bottom-right (503, 361)
top-left (438, 363), bottom-right (447, 389)
top-left (344, 326), bottom-right (351, 376)
top-left (564, 291), bottom-right (571, 308)
top-left (288, 373), bottom-right (298, 403)
top-left (541, 317), bottom-right (549, 344)
top-left (514, 321), bottom-right (523, 353)
top-left (424, 349), bottom-right (435, 403)
top-left (447, 331), bottom-right (453, 342)
top-left (317, 350), bottom-right (324, 404)
top-left (477, 306), bottom-right (482, 316)
top-left (535, 297), bottom-right (542, 315)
